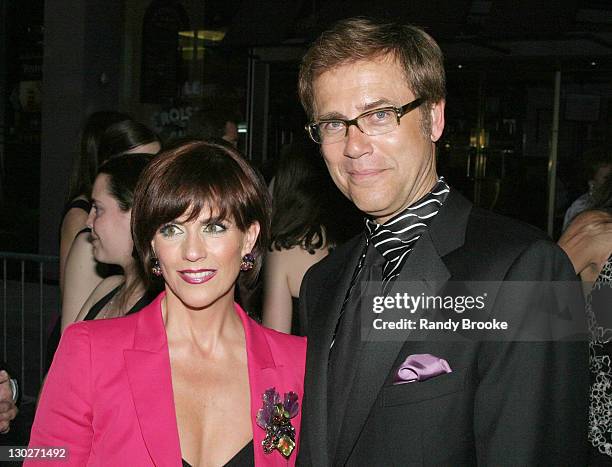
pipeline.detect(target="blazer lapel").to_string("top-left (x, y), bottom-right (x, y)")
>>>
top-left (303, 234), bottom-right (366, 467)
top-left (334, 189), bottom-right (472, 465)
top-left (239, 304), bottom-right (277, 466)
top-left (123, 293), bottom-right (182, 467)
top-left (237, 303), bottom-right (303, 467)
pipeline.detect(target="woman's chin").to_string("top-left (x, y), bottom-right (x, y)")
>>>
top-left (165, 283), bottom-right (235, 312)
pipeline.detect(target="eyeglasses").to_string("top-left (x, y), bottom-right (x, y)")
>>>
top-left (305, 98), bottom-right (424, 145)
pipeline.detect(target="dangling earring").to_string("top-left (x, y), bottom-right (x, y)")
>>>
top-left (240, 253), bottom-right (255, 271)
top-left (151, 257), bottom-right (162, 276)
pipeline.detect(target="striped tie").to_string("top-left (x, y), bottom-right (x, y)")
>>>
top-left (365, 178), bottom-right (450, 292)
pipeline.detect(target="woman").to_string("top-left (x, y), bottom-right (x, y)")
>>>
top-left (74, 153), bottom-right (157, 322)
top-left (61, 120), bottom-right (161, 329)
top-left (263, 142), bottom-right (360, 334)
top-left (559, 172), bottom-right (612, 465)
top-left (60, 110), bottom-right (130, 293)
top-left (28, 141), bottom-right (306, 467)
top-left (49, 111), bottom-right (129, 371)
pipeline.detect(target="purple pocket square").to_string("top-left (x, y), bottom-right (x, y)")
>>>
top-left (393, 353), bottom-right (452, 385)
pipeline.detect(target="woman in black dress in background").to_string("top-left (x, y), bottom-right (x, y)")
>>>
top-left (73, 153), bottom-right (157, 322)
top-left (61, 119), bottom-right (161, 328)
top-left (47, 118), bottom-right (161, 370)
top-left (59, 111), bottom-right (130, 295)
top-left (262, 142), bottom-right (360, 334)
top-left (559, 171), bottom-right (612, 466)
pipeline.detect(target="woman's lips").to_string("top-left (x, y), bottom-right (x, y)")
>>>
top-left (178, 269), bottom-right (217, 284)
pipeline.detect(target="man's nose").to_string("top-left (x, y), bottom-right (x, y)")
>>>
top-left (343, 124), bottom-right (372, 159)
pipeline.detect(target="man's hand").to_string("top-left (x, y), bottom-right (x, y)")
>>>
top-left (558, 210), bottom-right (612, 276)
top-left (0, 370), bottom-right (18, 434)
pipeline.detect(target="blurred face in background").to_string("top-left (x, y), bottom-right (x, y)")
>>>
top-left (87, 174), bottom-right (134, 266)
top-left (593, 164), bottom-right (612, 191)
top-left (222, 122), bottom-right (239, 148)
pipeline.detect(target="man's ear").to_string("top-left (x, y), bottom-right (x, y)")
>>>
top-left (430, 99), bottom-right (445, 142)
top-left (241, 222), bottom-right (260, 257)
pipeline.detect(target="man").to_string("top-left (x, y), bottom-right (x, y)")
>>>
top-left (297, 17), bottom-right (588, 466)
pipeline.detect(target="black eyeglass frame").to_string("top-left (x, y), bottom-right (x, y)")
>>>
top-left (305, 97), bottom-right (424, 144)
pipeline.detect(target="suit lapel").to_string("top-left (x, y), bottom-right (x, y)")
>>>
top-left (333, 190), bottom-right (472, 465)
top-left (123, 293), bottom-right (182, 467)
top-left (303, 234), bottom-right (366, 467)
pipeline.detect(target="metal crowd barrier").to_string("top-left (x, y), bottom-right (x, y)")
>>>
top-left (0, 252), bottom-right (59, 400)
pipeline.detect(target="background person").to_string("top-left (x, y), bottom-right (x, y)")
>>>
top-left (563, 147), bottom-right (612, 231)
top-left (0, 368), bottom-right (18, 435)
top-left (559, 172), bottom-right (612, 466)
top-left (50, 111), bottom-right (129, 372)
top-left (73, 154), bottom-right (157, 323)
top-left (61, 120), bottom-right (161, 330)
top-left (559, 211), bottom-right (612, 286)
top-left (46, 121), bottom-right (161, 372)
top-left (263, 141), bottom-right (356, 334)
top-left (28, 141), bottom-right (306, 466)
top-left (59, 110), bottom-right (130, 293)
top-left (185, 107), bottom-right (239, 147)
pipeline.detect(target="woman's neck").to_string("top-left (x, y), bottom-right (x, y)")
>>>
top-left (122, 262), bottom-right (142, 291)
top-left (162, 289), bottom-right (244, 357)
top-left (110, 261), bottom-right (145, 315)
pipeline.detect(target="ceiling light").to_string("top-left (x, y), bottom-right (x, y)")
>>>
top-left (178, 30), bottom-right (226, 42)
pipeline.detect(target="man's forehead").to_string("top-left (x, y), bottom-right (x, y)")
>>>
top-left (311, 56), bottom-right (412, 116)
top-left (314, 53), bottom-right (403, 82)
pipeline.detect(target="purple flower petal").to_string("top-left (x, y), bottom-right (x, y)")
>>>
top-left (283, 391), bottom-right (299, 418)
top-left (263, 387), bottom-right (281, 405)
top-left (256, 407), bottom-right (269, 429)
top-left (258, 387), bottom-right (283, 429)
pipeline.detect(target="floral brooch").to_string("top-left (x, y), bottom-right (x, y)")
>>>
top-left (256, 387), bottom-right (299, 458)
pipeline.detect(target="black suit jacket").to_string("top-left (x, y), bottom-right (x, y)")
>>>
top-left (298, 189), bottom-right (589, 466)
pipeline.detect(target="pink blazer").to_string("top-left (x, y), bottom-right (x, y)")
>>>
top-left (27, 292), bottom-right (306, 466)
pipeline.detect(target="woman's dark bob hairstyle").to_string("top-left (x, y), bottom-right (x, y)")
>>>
top-left (131, 141), bottom-right (270, 288)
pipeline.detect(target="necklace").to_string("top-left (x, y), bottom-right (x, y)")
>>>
top-left (100, 284), bottom-right (125, 320)
top-left (100, 295), bottom-right (119, 319)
